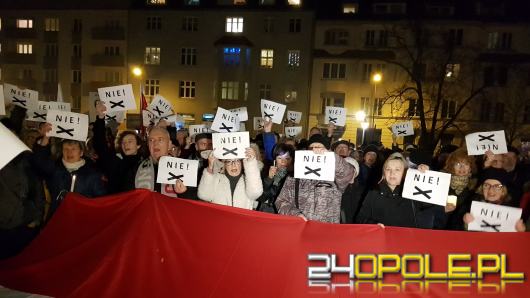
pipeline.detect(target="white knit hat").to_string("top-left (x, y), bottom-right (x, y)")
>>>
top-left (344, 157), bottom-right (360, 178)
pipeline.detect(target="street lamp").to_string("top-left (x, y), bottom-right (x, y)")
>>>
top-left (355, 110), bottom-right (366, 122)
top-left (132, 66), bottom-right (143, 77)
top-left (371, 72), bottom-right (382, 128)
top-left (361, 121), bottom-right (369, 146)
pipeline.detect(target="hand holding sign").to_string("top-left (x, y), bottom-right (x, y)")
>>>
top-left (294, 150), bottom-right (336, 182)
top-left (465, 130), bottom-right (508, 156)
top-left (212, 132), bottom-right (250, 160)
top-left (211, 107), bottom-right (240, 133)
top-left (391, 121), bottom-right (414, 137)
top-left (46, 110), bottom-right (89, 142)
top-left (467, 201), bottom-right (522, 232)
top-left (402, 169), bottom-right (451, 206)
top-left (324, 107), bottom-right (346, 127)
top-left (261, 99), bottom-right (286, 124)
top-left (98, 84), bottom-right (136, 113)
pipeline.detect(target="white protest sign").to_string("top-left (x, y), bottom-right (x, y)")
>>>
top-left (286, 110), bottom-right (302, 124)
top-left (157, 156), bottom-right (199, 187)
top-left (261, 99), bottom-right (286, 124)
top-left (212, 131), bottom-right (250, 160)
top-left (285, 126), bottom-right (303, 138)
top-left (25, 108), bottom-right (48, 123)
top-left (324, 106), bottom-right (347, 127)
top-left (46, 110), bottom-right (89, 142)
top-left (142, 110), bottom-right (157, 127)
top-left (468, 201), bottom-right (522, 232)
top-left (147, 95), bottom-right (173, 118)
top-left (3, 83), bottom-right (38, 110)
top-left (105, 111), bottom-right (126, 123)
top-left (239, 122), bottom-right (246, 132)
top-left (294, 151), bottom-right (336, 182)
top-left (465, 130), bottom-right (508, 156)
top-left (98, 84), bottom-right (136, 113)
top-left (189, 124), bottom-right (212, 136)
top-left (26, 101), bottom-right (72, 123)
top-left (391, 121), bottom-right (414, 137)
top-left (159, 114), bottom-right (184, 126)
top-left (0, 123), bottom-right (31, 170)
top-left (211, 107), bottom-right (240, 133)
top-left (88, 92), bottom-right (100, 122)
top-left (230, 107), bottom-right (248, 122)
top-left (402, 169), bottom-right (451, 206)
top-left (0, 85), bottom-right (5, 115)
top-left (253, 117), bottom-right (264, 131)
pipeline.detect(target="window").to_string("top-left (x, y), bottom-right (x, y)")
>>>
top-left (185, 0), bottom-right (200, 5)
top-left (45, 44), bottom-right (58, 57)
top-left (445, 64), bottom-right (460, 79)
top-left (16, 19), bottom-right (33, 28)
top-left (365, 30), bottom-right (375, 46)
top-left (72, 96), bottom-right (81, 110)
top-left (289, 18), bottom-right (301, 33)
top-left (226, 17), bottom-right (243, 33)
top-left (234, 0), bottom-right (247, 4)
top-left (259, 83), bottom-right (271, 99)
top-left (44, 69), bottom-right (57, 82)
top-left (373, 98), bottom-right (384, 116)
top-left (104, 46), bottom-right (120, 56)
top-left (484, 66), bottom-right (508, 86)
top-left (260, 49), bottom-right (274, 68)
top-left (73, 19), bottom-right (82, 33)
top-left (494, 102), bottom-right (504, 122)
top-left (72, 70), bottom-right (82, 83)
top-left (73, 44), bottom-right (82, 57)
top-left (360, 97), bottom-right (370, 114)
top-left (182, 17), bottom-right (198, 32)
top-left (181, 48), bottom-right (197, 66)
top-left (147, 0), bottom-right (166, 5)
top-left (17, 43), bottom-right (33, 54)
top-left (323, 63), bottom-right (346, 79)
top-left (449, 29), bottom-right (463, 46)
top-left (223, 47), bottom-right (241, 65)
top-left (221, 81), bottom-right (239, 100)
top-left (105, 20), bottom-right (121, 30)
top-left (285, 89), bottom-right (297, 103)
top-left (147, 17), bottom-right (162, 30)
top-left (362, 63), bottom-right (372, 81)
top-left (324, 29), bottom-right (349, 46)
top-left (179, 81), bottom-right (196, 99)
top-left (264, 17), bottom-right (274, 33)
top-left (321, 95), bottom-right (345, 114)
top-left (144, 79), bottom-right (160, 96)
top-left (480, 100), bottom-right (491, 122)
top-left (408, 98), bottom-right (418, 116)
top-left (441, 100), bottom-right (457, 119)
top-left (343, 3), bottom-right (358, 14)
top-left (288, 0), bottom-right (301, 6)
top-left (373, 3), bottom-right (406, 14)
top-left (488, 32), bottom-right (512, 50)
top-left (378, 30), bottom-right (388, 47)
top-left (105, 71), bottom-right (122, 83)
top-left (45, 18), bottom-right (59, 31)
top-left (145, 47), bottom-right (160, 65)
top-left (288, 50), bottom-right (300, 68)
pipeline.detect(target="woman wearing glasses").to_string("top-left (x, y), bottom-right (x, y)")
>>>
top-left (197, 147), bottom-right (263, 210)
top-left (463, 168), bottom-right (526, 232)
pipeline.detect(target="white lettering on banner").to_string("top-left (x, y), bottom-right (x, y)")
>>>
top-left (468, 201), bottom-right (522, 232)
top-left (391, 121), bottom-right (414, 137)
top-left (157, 156), bottom-right (199, 187)
top-left (261, 99), bottom-right (286, 124)
top-left (465, 130), bottom-right (508, 156)
top-left (294, 151), bottom-right (336, 182)
top-left (46, 110), bottom-right (89, 142)
top-left (211, 107), bottom-right (240, 133)
top-left (98, 84), bottom-right (136, 112)
top-left (324, 107), bottom-right (346, 127)
top-left (402, 169), bottom-right (451, 206)
top-left (212, 132), bottom-right (250, 160)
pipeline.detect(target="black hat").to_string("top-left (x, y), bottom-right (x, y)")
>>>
top-left (363, 144), bottom-right (378, 156)
top-left (409, 150), bottom-right (433, 167)
top-left (195, 133), bottom-right (212, 142)
top-left (331, 140), bottom-right (351, 151)
top-left (308, 134), bottom-right (328, 149)
top-left (481, 168), bottom-right (511, 187)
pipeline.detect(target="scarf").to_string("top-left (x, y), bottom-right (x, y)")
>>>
top-left (450, 175), bottom-right (470, 195)
top-left (225, 173), bottom-right (242, 199)
top-left (135, 158), bottom-right (156, 191)
top-left (62, 159), bottom-right (86, 173)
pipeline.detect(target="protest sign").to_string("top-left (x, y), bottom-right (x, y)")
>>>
top-left (391, 121), bottom-right (414, 137)
top-left (157, 156), bottom-right (199, 187)
top-left (212, 132), bottom-right (250, 160)
top-left (324, 106), bottom-right (346, 127)
top-left (230, 107), bottom-right (248, 122)
top-left (46, 110), bottom-right (89, 142)
top-left (286, 110), bottom-right (302, 124)
top-left (294, 151), bottom-right (336, 182)
top-left (148, 95), bottom-right (173, 118)
top-left (465, 130), bottom-right (508, 155)
top-left (261, 99), bottom-right (286, 124)
top-left (402, 169), bottom-right (451, 206)
top-left (285, 126), bottom-right (303, 138)
top-left (211, 107), bottom-right (240, 133)
top-left (0, 123), bottom-right (31, 170)
top-left (98, 84), bottom-right (136, 113)
top-left (468, 201), bottom-right (522, 232)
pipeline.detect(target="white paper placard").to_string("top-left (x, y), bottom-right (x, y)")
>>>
top-left (239, 122), bottom-right (246, 132)
top-left (88, 92), bottom-right (100, 122)
top-left (211, 107), bottom-right (240, 133)
top-left (294, 151), bottom-right (336, 182)
top-left (286, 110), bottom-right (302, 124)
top-left (39, 101), bottom-right (71, 112)
top-left (465, 130), bottom-right (508, 156)
top-left (402, 169), bottom-right (451, 206)
top-left (261, 99), bottom-right (286, 124)
top-left (147, 95), bottom-right (173, 118)
top-left (157, 156), bottom-right (199, 187)
top-left (230, 107), bottom-right (248, 122)
top-left (391, 121), bottom-right (414, 137)
top-left (105, 111), bottom-right (126, 123)
top-left (468, 201), bottom-right (522, 232)
top-left (142, 110), bottom-right (157, 127)
top-left (3, 83), bottom-right (38, 110)
top-left (212, 131), bottom-right (250, 160)
top-left (46, 110), bottom-right (89, 142)
top-left (253, 117), bottom-right (264, 131)
top-left (189, 124), bottom-right (212, 136)
top-left (0, 85), bottom-right (5, 115)
top-left (98, 84), bottom-right (136, 113)
top-left (25, 108), bottom-right (48, 123)
top-left (324, 106), bottom-right (347, 127)
top-left (285, 126), bottom-right (303, 138)
top-left (0, 123), bottom-right (31, 170)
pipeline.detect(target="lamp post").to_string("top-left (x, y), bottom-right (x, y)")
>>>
top-left (371, 73), bottom-right (382, 128)
top-left (361, 122), bottom-right (369, 146)
top-left (131, 66), bottom-right (144, 112)
top-left (355, 110), bottom-right (366, 146)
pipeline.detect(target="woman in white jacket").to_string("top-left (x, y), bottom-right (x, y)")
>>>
top-left (198, 147), bottom-right (263, 210)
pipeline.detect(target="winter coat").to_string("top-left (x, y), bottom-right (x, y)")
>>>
top-left (275, 153), bottom-right (354, 223)
top-left (443, 186), bottom-right (476, 230)
top-left (341, 181), bottom-right (364, 224)
top-left (197, 158), bottom-right (263, 210)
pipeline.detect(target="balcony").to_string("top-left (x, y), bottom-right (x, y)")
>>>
top-left (43, 56), bottom-right (58, 68)
top-left (5, 27), bottom-right (37, 39)
top-left (91, 27), bottom-right (125, 40)
top-left (90, 54), bottom-right (124, 67)
top-left (3, 53), bottom-right (36, 65)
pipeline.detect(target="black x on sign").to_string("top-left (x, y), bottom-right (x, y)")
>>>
top-left (304, 166), bottom-right (321, 177)
top-left (57, 125), bottom-right (75, 137)
top-left (222, 147), bottom-right (238, 156)
top-left (32, 111), bottom-right (46, 121)
top-left (413, 186), bottom-right (432, 199)
top-left (478, 134), bottom-right (495, 142)
top-left (168, 172), bottom-right (184, 181)
top-left (397, 130), bottom-right (407, 135)
top-left (480, 220), bottom-right (501, 232)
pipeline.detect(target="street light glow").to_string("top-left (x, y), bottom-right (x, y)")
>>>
top-left (361, 122), bottom-right (369, 129)
top-left (132, 67), bottom-right (143, 77)
top-left (372, 73), bottom-right (382, 82)
top-left (355, 111), bottom-right (366, 122)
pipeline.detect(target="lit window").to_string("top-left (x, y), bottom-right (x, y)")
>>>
top-left (288, 0), bottom-right (301, 6)
top-left (16, 19), bottom-right (33, 28)
top-left (145, 47), bottom-right (160, 65)
top-left (45, 18), bottom-right (59, 31)
top-left (147, 0), bottom-right (166, 5)
top-left (223, 47), bottom-right (241, 65)
top-left (260, 49), bottom-right (274, 68)
top-left (17, 43), bottom-right (33, 54)
top-left (343, 3), bottom-right (358, 14)
top-left (226, 17), bottom-right (243, 33)
top-left (234, 0), bottom-right (246, 4)
top-left (285, 90), bottom-right (297, 103)
top-left (144, 79), bottom-right (160, 96)
top-left (445, 64), bottom-right (460, 79)
top-left (179, 81), bottom-right (196, 98)
top-left (288, 50), bottom-right (300, 67)
top-left (221, 81), bottom-right (239, 100)
top-left (181, 48), bottom-right (197, 65)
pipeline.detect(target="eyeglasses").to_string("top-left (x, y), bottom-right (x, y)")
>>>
top-left (224, 160), bottom-right (241, 166)
top-left (483, 183), bottom-right (504, 192)
top-left (455, 162), bottom-right (470, 169)
top-left (308, 146), bottom-right (325, 150)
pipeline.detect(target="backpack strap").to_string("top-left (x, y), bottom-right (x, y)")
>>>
top-left (294, 178), bottom-right (300, 209)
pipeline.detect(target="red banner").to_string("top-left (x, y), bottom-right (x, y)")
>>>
top-left (1, 190), bottom-right (529, 297)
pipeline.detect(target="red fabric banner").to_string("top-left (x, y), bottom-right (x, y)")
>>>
top-left (1, 190), bottom-right (529, 297)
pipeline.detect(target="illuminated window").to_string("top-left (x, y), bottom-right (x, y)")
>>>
top-left (17, 43), bottom-right (33, 54)
top-left (179, 81), bottom-right (196, 98)
top-left (16, 19), bottom-right (33, 28)
top-left (226, 17), bottom-right (243, 33)
top-left (223, 47), bottom-right (241, 65)
top-left (45, 18), bottom-right (59, 31)
top-left (147, 0), bottom-right (166, 5)
top-left (445, 64), bottom-right (460, 79)
top-left (144, 79), bottom-right (160, 96)
top-left (221, 81), bottom-right (239, 100)
top-left (343, 3), bottom-right (358, 14)
top-left (288, 0), bottom-right (301, 6)
top-left (288, 50), bottom-right (300, 68)
top-left (145, 47), bottom-right (160, 65)
top-left (260, 49), bottom-right (274, 68)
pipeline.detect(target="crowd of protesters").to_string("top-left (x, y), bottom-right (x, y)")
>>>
top-left (1, 102), bottom-right (530, 260)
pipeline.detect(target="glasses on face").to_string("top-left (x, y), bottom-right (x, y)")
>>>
top-left (483, 183), bottom-right (504, 192)
top-left (308, 146), bottom-right (325, 150)
top-left (224, 160), bottom-right (241, 166)
top-left (455, 162), bottom-right (470, 169)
